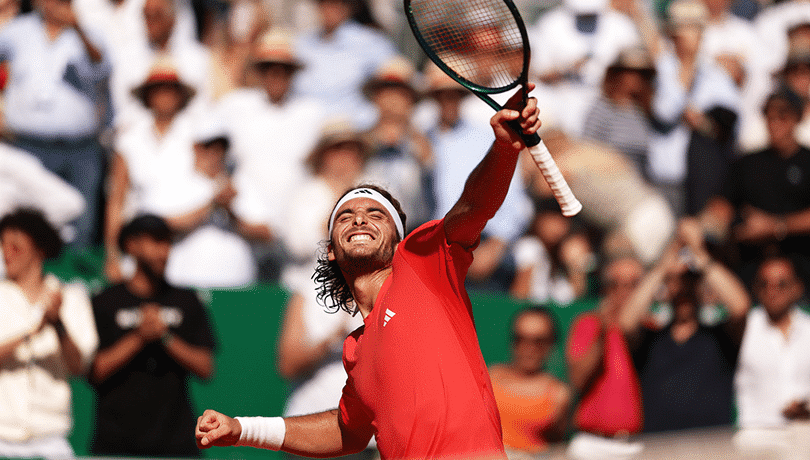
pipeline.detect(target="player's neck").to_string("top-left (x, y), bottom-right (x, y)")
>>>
top-left (348, 266), bottom-right (392, 319)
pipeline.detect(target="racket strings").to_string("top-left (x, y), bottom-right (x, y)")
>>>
top-left (409, 0), bottom-right (525, 89)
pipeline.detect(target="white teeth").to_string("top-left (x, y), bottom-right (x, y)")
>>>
top-left (349, 234), bottom-right (372, 242)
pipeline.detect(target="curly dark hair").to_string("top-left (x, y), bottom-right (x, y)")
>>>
top-left (313, 184), bottom-right (406, 315)
top-left (0, 208), bottom-right (63, 260)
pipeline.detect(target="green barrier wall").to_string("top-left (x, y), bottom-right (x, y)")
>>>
top-left (51, 250), bottom-right (594, 459)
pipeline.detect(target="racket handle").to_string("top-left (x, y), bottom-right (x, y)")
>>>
top-left (527, 141), bottom-right (582, 217)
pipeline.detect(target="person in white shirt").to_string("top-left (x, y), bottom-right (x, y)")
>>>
top-left (0, 208), bottom-right (98, 459)
top-left (0, 0), bottom-right (111, 247)
top-left (736, 255), bottom-right (810, 428)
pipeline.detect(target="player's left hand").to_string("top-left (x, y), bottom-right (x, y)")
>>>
top-left (491, 82), bottom-right (541, 151)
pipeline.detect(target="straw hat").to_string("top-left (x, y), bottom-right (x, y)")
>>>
top-left (606, 45), bottom-right (656, 78)
top-left (305, 118), bottom-right (370, 174)
top-left (667, 0), bottom-right (709, 28)
top-left (131, 56), bottom-right (196, 109)
top-left (422, 61), bottom-right (468, 98)
top-left (362, 56), bottom-right (420, 100)
top-left (251, 28), bottom-right (303, 70)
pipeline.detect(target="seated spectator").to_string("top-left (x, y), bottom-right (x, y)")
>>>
top-left (89, 214), bottom-right (216, 458)
top-left (162, 118), bottom-right (272, 289)
top-left (217, 27), bottom-right (328, 280)
top-left (110, 0), bottom-right (212, 131)
top-left (566, 256), bottom-right (645, 438)
top-left (736, 255), bottom-right (810, 428)
top-left (421, 62), bottom-right (532, 292)
top-left (489, 306), bottom-right (571, 456)
top-left (700, 87), bottom-right (810, 292)
top-left (624, 218), bottom-right (751, 433)
top-left (582, 45), bottom-right (656, 180)
top-left (361, 56), bottom-right (434, 232)
top-left (105, 57), bottom-right (198, 282)
top-left (510, 199), bottom-right (595, 305)
top-left (0, 208), bottom-right (98, 459)
top-left (0, 0), bottom-right (111, 247)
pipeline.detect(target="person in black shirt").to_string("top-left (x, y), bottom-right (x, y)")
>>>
top-left (623, 218), bottom-right (751, 432)
top-left (89, 214), bottom-right (216, 457)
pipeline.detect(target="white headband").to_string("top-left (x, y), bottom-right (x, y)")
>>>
top-left (328, 188), bottom-right (405, 239)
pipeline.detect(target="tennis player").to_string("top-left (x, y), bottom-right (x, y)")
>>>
top-left (195, 84), bottom-right (542, 460)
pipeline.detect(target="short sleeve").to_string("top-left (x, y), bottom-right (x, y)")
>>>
top-left (566, 314), bottom-right (600, 361)
top-left (338, 379), bottom-right (374, 435)
top-left (176, 290), bottom-right (217, 351)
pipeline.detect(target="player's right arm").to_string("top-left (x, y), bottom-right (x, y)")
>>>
top-left (196, 409), bottom-right (372, 458)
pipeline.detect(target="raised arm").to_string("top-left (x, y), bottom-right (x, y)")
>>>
top-left (444, 84), bottom-right (541, 248)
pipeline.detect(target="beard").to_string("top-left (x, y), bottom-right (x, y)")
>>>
top-left (336, 239), bottom-right (396, 278)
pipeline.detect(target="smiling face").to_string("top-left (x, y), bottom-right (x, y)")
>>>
top-left (327, 197), bottom-right (399, 275)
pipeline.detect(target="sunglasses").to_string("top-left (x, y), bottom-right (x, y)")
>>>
top-left (511, 334), bottom-right (555, 347)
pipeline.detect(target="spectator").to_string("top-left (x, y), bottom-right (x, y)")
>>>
top-left (110, 0), bottom-right (212, 131)
top-left (361, 56), bottom-right (434, 232)
top-left (528, 0), bottom-right (641, 135)
top-left (89, 214), bottom-right (216, 457)
top-left (700, 87), bottom-right (810, 292)
top-left (217, 27), bottom-right (328, 277)
top-left (582, 44), bottom-right (656, 180)
top-left (0, 208), bottom-right (98, 459)
top-left (291, 0), bottom-right (398, 128)
top-left (631, 0), bottom-right (741, 216)
top-left (700, 0), bottom-right (771, 153)
top-left (162, 118), bottom-right (272, 289)
top-left (0, 0), bottom-right (111, 247)
top-left (510, 199), bottom-right (595, 305)
top-left (566, 256), bottom-right (645, 438)
top-left (104, 57), bottom-right (197, 283)
top-left (625, 218), bottom-right (751, 433)
top-left (422, 62), bottom-right (532, 292)
top-left (778, 37), bottom-right (810, 149)
top-left (736, 255), bottom-right (810, 428)
top-left (489, 306), bottom-right (571, 456)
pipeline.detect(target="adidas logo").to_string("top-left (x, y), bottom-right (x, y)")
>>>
top-left (383, 309), bottom-right (396, 327)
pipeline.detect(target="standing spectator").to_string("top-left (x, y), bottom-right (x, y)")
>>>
top-left (217, 27), bottom-right (328, 280)
top-left (736, 255), bottom-right (810, 428)
top-left (90, 214), bottom-right (216, 458)
top-left (625, 218), bottom-right (751, 433)
top-left (566, 256), bottom-right (645, 438)
top-left (582, 44), bottom-right (656, 180)
top-left (361, 56), bottom-right (434, 232)
top-left (0, 0), bottom-right (111, 247)
top-left (700, 87), bottom-right (810, 292)
top-left (0, 208), bottom-right (98, 459)
top-left (528, 0), bottom-right (641, 136)
top-left (291, 0), bottom-right (397, 128)
top-left (110, 0), bottom-right (212, 131)
top-left (104, 57), bottom-right (197, 283)
top-left (631, 0), bottom-right (740, 216)
top-left (489, 306), bottom-right (571, 456)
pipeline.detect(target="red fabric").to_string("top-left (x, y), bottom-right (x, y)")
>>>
top-left (566, 313), bottom-right (643, 436)
top-left (339, 219), bottom-right (507, 460)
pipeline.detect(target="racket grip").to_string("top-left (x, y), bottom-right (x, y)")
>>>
top-left (527, 141), bottom-right (582, 217)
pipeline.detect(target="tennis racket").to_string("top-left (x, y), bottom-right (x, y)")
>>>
top-left (404, 0), bottom-right (582, 217)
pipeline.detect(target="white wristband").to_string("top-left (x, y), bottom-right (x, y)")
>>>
top-left (234, 416), bottom-right (286, 451)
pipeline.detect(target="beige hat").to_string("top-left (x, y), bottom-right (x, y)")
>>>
top-left (362, 56), bottom-right (420, 100)
top-left (131, 56), bottom-right (196, 109)
top-left (305, 118), bottom-right (370, 174)
top-left (422, 61), bottom-right (468, 97)
top-left (606, 45), bottom-right (656, 77)
top-left (667, 0), bottom-right (709, 28)
top-left (252, 28), bottom-right (303, 69)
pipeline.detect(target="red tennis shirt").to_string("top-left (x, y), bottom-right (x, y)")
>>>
top-left (338, 219), bottom-right (507, 460)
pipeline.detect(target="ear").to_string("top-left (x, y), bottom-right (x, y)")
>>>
top-left (327, 242), bottom-right (335, 262)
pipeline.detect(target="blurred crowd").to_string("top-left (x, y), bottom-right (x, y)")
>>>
top-left (2, 0), bottom-right (810, 457)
